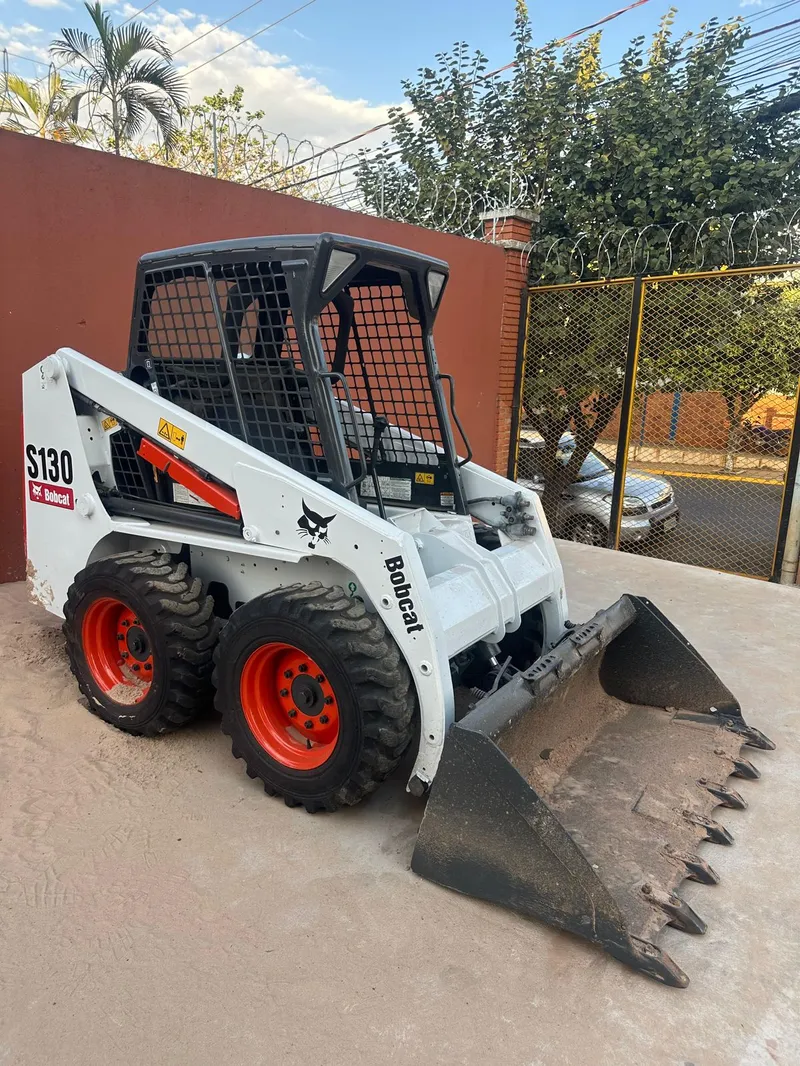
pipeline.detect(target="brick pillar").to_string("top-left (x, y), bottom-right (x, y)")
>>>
top-left (481, 208), bottom-right (536, 475)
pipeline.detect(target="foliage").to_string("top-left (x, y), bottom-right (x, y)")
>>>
top-left (0, 70), bottom-right (90, 142)
top-left (521, 284), bottom-right (631, 515)
top-left (128, 85), bottom-right (315, 193)
top-left (641, 274), bottom-right (800, 464)
top-left (362, 3), bottom-right (800, 511)
top-left (359, 5), bottom-right (800, 271)
top-left (523, 274), bottom-right (800, 511)
top-left (51, 1), bottom-right (186, 155)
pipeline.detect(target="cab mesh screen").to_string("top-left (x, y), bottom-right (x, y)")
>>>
top-left (137, 262), bottom-right (327, 480)
top-left (317, 282), bottom-right (443, 467)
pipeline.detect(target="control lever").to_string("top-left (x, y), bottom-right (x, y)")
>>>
top-left (368, 416), bottom-right (390, 519)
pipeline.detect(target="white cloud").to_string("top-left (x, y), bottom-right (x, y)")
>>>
top-left (136, 6), bottom-right (397, 148)
top-left (739, 0), bottom-right (765, 8)
top-left (0, 21), bottom-right (50, 65)
top-left (7, 20), bottom-right (45, 36)
top-left (24, 0), bottom-right (71, 9)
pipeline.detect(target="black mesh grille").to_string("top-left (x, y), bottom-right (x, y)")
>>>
top-left (109, 428), bottom-right (147, 498)
top-left (318, 282), bottom-right (443, 468)
top-left (138, 262), bottom-right (328, 480)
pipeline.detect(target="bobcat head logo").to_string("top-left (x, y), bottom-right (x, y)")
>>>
top-left (31, 482), bottom-right (42, 499)
top-left (297, 500), bottom-right (335, 550)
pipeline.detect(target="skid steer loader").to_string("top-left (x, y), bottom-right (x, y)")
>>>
top-left (23, 233), bottom-right (773, 987)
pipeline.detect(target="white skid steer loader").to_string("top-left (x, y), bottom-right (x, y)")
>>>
top-left (23, 233), bottom-right (773, 987)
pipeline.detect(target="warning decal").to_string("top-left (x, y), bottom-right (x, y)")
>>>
top-left (414, 471), bottom-right (435, 485)
top-left (101, 416), bottom-right (118, 431)
top-left (157, 418), bottom-right (187, 450)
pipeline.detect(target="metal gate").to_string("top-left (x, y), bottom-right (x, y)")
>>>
top-left (510, 265), bottom-right (800, 580)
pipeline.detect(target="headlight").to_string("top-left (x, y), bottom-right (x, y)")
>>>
top-left (603, 494), bottom-right (648, 516)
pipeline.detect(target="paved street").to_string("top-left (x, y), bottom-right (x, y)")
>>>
top-left (630, 475), bottom-right (784, 577)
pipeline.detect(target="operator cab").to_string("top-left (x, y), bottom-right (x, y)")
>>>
top-left (117, 234), bottom-right (471, 518)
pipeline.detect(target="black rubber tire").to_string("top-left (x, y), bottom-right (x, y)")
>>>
top-left (214, 582), bottom-right (416, 812)
top-left (64, 550), bottom-right (219, 736)
top-left (565, 514), bottom-right (607, 547)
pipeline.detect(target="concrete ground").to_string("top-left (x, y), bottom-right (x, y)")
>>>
top-left (1, 543), bottom-right (798, 1066)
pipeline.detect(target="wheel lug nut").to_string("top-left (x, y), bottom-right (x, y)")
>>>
top-left (122, 652), bottom-right (129, 659)
top-left (117, 634), bottom-right (125, 641)
top-left (319, 715), bottom-right (329, 725)
top-left (298, 663), bottom-right (308, 673)
top-left (284, 669), bottom-right (293, 679)
top-left (280, 688), bottom-right (289, 697)
top-left (133, 664), bottom-right (140, 671)
top-left (324, 696), bottom-right (334, 706)
top-left (144, 664), bottom-right (152, 671)
top-left (316, 674), bottom-right (325, 683)
top-left (288, 709), bottom-right (297, 718)
top-left (304, 720), bottom-right (314, 730)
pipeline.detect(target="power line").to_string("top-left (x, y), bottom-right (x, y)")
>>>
top-left (1, 48), bottom-right (50, 70)
top-left (282, 6), bottom-right (800, 195)
top-left (253, 0), bottom-right (654, 186)
top-left (265, 0), bottom-right (796, 185)
top-left (748, 0), bottom-right (800, 25)
top-left (182, 0), bottom-right (320, 77)
top-left (173, 0), bottom-right (270, 57)
top-left (120, 1), bottom-right (161, 26)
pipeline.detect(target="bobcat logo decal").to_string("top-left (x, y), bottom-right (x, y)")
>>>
top-left (297, 500), bottom-right (335, 550)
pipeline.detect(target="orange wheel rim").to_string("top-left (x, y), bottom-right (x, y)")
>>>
top-left (81, 597), bottom-right (154, 705)
top-left (240, 642), bottom-right (340, 770)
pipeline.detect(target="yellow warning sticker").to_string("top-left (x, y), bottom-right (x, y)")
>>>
top-left (157, 417), bottom-right (187, 450)
top-left (101, 416), bottom-right (118, 431)
top-left (415, 471), bottom-right (435, 485)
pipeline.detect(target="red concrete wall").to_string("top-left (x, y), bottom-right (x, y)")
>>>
top-left (0, 130), bottom-right (505, 581)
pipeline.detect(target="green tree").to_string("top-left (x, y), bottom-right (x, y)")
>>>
top-left (522, 275), bottom-right (800, 521)
top-left (360, 5), bottom-right (800, 262)
top-left (51, 1), bottom-right (186, 155)
top-left (519, 284), bottom-right (632, 519)
top-left (0, 70), bottom-right (89, 142)
top-left (640, 275), bottom-right (800, 469)
top-left (363, 4), bottom-right (800, 517)
top-left (129, 85), bottom-right (314, 192)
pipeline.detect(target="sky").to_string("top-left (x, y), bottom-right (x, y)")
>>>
top-left (0, 0), bottom-right (791, 149)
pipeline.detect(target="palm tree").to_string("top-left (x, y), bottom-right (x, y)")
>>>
top-left (50, 1), bottom-right (187, 156)
top-left (0, 70), bottom-right (89, 142)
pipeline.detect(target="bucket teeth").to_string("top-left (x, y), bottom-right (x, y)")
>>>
top-left (642, 884), bottom-right (707, 935)
top-left (732, 758), bottom-right (761, 780)
top-left (699, 780), bottom-right (747, 810)
top-left (628, 938), bottom-right (689, 989)
top-left (684, 811), bottom-right (734, 845)
top-left (666, 849), bottom-right (720, 885)
top-left (721, 719), bottom-right (776, 751)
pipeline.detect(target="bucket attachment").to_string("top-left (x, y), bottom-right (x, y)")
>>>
top-left (412, 595), bottom-right (773, 987)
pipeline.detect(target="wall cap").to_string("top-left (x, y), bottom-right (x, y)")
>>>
top-left (493, 239), bottom-right (529, 252)
top-left (479, 208), bottom-right (539, 223)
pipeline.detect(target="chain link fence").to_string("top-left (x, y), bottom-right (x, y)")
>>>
top-left (512, 266), bottom-right (800, 579)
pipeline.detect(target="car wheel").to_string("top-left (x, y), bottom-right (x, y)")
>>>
top-left (567, 515), bottom-right (607, 547)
